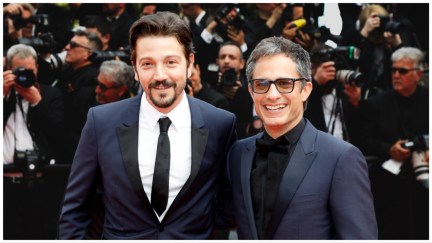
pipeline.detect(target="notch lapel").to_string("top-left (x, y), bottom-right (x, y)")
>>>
top-left (164, 97), bottom-right (209, 219)
top-left (264, 123), bottom-right (318, 239)
top-left (241, 139), bottom-right (260, 239)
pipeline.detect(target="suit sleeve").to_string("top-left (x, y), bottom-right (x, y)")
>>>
top-left (214, 114), bottom-right (238, 229)
top-left (58, 108), bottom-right (99, 239)
top-left (329, 146), bottom-right (378, 239)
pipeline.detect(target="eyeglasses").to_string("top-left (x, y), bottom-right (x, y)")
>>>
top-left (97, 82), bottom-right (121, 91)
top-left (69, 41), bottom-right (92, 50)
top-left (391, 67), bottom-right (419, 75)
top-left (249, 78), bottom-right (308, 94)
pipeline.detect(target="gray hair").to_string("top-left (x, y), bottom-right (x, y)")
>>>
top-left (99, 60), bottom-right (134, 86)
top-left (6, 44), bottom-right (38, 68)
top-left (246, 37), bottom-right (312, 83)
top-left (391, 47), bottom-right (425, 70)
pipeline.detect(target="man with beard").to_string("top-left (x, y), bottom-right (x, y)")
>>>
top-left (58, 12), bottom-right (237, 240)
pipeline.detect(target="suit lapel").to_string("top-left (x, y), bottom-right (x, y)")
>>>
top-left (164, 96), bottom-right (209, 219)
top-left (265, 122), bottom-right (318, 239)
top-left (241, 136), bottom-right (260, 239)
top-left (116, 95), bottom-right (150, 206)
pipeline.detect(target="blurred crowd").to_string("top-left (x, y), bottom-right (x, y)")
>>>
top-left (2, 3), bottom-right (429, 240)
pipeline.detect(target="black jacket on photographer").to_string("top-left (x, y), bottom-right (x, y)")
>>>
top-left (56, 64), bottom-right (99, 162)
top-left (304, 78), bottom-right (362, 147)
top-left (359, 85), bottom-right (428, 239)
top-left (3, 84), bottom-right (65, 164)
top-left (218, 72), bottom-right (253, 139)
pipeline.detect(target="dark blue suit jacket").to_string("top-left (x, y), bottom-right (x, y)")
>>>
top-left (58, 94), bottom-right (237, 239)
top-left (228, 119), bottom-right (377, 239)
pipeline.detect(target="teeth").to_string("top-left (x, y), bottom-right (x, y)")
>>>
top-left (265, 105), bottom-right (286, 111)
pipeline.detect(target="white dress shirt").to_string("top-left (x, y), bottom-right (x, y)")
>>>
top-left (3, 92), bottom-right (34, 164)
top-left (138, 92), bottom-right (192, 221)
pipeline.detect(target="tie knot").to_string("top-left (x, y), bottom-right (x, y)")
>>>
top-left (158, 117), bottom-right (172, 133)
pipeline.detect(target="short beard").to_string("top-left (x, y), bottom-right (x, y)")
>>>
top-left (149, 80), bottom-right (177, 108)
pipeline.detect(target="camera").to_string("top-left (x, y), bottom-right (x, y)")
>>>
top-left (378, 15), bottom-right (404, 34)
top-left (336, 70), bottom-right (366, 87)
top-left (311, 45), bottom-right (365, 87)
top-left (14, 150), bottom-right (41, 179)
top-left (11, 14), bottom-right (50, 31)
top-left (214, 4), bottom-right (245, 41)
top-left (294, 18), bottom-right (343, 45)
top-left (402, 134), bottom-right (429, 152)
top-left (403, 134), bottom-right (429, 189)
top-left (90, 46), bottom-right (131, 63)
top-left (18, 32), bottom-right (57, 53)
top-left (13, 67), bottom-right (36, 88)
top-left (220, 68), bottom-right (238, 87)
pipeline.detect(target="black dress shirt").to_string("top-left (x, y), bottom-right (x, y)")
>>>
top-left (251, 118), bottom-right (306, 238)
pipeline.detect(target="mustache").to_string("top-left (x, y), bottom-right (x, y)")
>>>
top-left (149, 80), bottom-right (176, 89)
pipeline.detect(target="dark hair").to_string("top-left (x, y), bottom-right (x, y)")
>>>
top-left (219, 41), bottom-right (244, 59)
top-left (74, 30), bottom-right (102, 51)
top-left (129, 11), bottom-right (194, 65)
top-left (84, 15), bottom-right (111, 36)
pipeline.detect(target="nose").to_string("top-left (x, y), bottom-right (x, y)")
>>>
top-left (265, 83), bottom-right (281, 99)
top-left (154, 65), bottom-right (168, 81)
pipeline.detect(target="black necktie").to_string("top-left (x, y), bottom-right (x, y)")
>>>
top-left (151, 117), bottom-right (172, 216)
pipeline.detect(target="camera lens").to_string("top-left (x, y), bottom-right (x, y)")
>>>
top-left (336, 70), bottom-right (366, 87)
top-left (13, 67), bottom-right (36, 88)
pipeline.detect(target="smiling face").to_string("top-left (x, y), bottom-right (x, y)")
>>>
top-left (133, 36), bottom-right (194, 113)
top-left (249, 53), bottom-right (312, 138)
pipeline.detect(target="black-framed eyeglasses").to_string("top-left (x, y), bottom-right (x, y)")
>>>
top-left (391, 67), bottom-right (419, 75)
top-left (249, 78), bottom-right (308, 94)
top-left (69, 41), bottom-right (92, 50)
top-left (97, 82), bottom-right (121, 91)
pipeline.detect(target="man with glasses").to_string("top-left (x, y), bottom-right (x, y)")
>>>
top-left (56, 30), bottom-right (102, 162)
top-left (360, 47), bottom-right (428, 239)
top-left (95, 60), bottom-right (133, 105)
top-left (227, 37), bottom-right (377, 239)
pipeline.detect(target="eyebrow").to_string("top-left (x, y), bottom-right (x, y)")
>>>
top-left (137, 55), bottom-right (183, 63)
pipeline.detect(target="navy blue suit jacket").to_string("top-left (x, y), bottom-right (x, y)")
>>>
top-left (58, 94), bottom-right (237, 239)
top-left (228, 119), bottom-right (377, 239)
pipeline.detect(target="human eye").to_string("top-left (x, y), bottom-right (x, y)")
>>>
top-left (139, 61), bottom-right (153, 69)
top-left (277, 79), bottom-right (294, 91)
top-left (277, 79), bottom-right (293, 87)
top-left (253, 79), bottom-right (270, 91)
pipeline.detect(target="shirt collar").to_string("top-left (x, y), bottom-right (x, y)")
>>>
top-left (262, 118), bottom-right (306, 145)
top-left (140, 91), bottom-right (191, 131)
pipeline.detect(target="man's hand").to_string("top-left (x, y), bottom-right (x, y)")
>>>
top-left (223, 80), bottom-right (242, 100)
top-left (389, 139), bottom-right (411, 162)
top-left (3, 3), bottom-right (24, 15)
top-left (3, 70), bottom-right (16, 97)
top-left (313, 61), bottom-right (336, 86)
top-left (227, 26), bottom-right (245, 46)
top-left (14, 85), bottom-right (42, 105)
top-left (344, 84), bottom-right (361, 107)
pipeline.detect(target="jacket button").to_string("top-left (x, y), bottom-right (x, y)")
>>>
top-left (159, 226), bottom-right (164, 232)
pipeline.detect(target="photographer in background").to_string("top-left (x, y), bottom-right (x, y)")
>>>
top-left (4, 3), bottom-right (33, 51)
top-left (215, 41), bottom-right (253, 139)
top-left (359, 47), bottom-right (428, 239)
top-left (353, 4), bottom-right (413, 99)
top-left (55, 30), bottom-right (102, 163)
top-left (3, 44), bottom-right (64, 239)
top-left (305, 44), bottom-right (363, 146)
top-left (188, 63), bottom-right (229, 110)
top-left (95, 60), bottom-right (133, 105)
